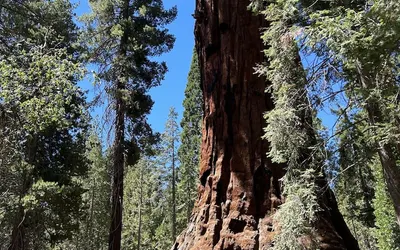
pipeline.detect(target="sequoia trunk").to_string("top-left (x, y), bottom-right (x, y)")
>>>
top-left (172, 0), bottom-right (358, 249)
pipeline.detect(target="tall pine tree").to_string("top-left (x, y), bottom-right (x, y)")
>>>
top-left (161, 107), bottom-right (180, 243)
top-left (83, 1), bottom-right (176, 249)
top-left (177, 49), bottom-right (202, 231)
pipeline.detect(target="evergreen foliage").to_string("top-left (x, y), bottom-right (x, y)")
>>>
top-left (372, 158), bottom-right (400, 250)
top-left (82, 1), bottom-right (176, 248)
top-left (122, 157), bottom-right (164, 250)
top-left (256, 0), bottom-right (322, 248)
top-left (121, 108), bottom-right (182, 249)
top-left (80, 132), bottom-right (111, 250)
top-left (254, 0), bottom-right (400, 247)
top-left (303, 0), bottom-right (400, 224)
top-left (160, 107), bottom-right (180, 244)
top-left (54, 131), bottom-right (111, 250)
top-left (1, 0), bottom-right (400, 249)
top-left (177, 49), bottom-right (202, 231)
top-left (335, 114), bottom-right (377, 249)
top-left (0, 1), bottom-right (89, 248)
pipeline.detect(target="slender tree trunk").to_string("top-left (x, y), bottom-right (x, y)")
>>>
top-left (186, 181), bottom-right (191, 224)
top-left (172, 136), bottom-right (177, 241)
top-left (108, 79), bottom-right (125, 250)
top-left (86, 179), bottom-right (96, 248)
top-left (172, 0), bottom-right (358, 249)
top-left (108, 1), bottom-right (129, 249)
top-left (137, 164), bottom-right (143, 250)
top-left (357, 160), bottom-right (375, 227)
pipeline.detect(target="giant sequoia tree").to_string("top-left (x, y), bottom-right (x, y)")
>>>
top-left (173, 0), bottom-right (358, 249)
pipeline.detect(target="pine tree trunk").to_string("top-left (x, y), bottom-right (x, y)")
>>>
top-left (367, 109), bottom-right (400, 226)
top-left (108, 83), bottom-right (125, 250)
top-left (87, 179), bottom-right (96, 245)
top-left (138, 165), bottom-right (143, 250)
top-left (172, 137), bottom-right (177, 241)
top-left (108, 2), bottom-right (129, 249)
top-left (172, 0), bottom-right (358, 249)
top-left (186, 181), bottom-right (191, 224)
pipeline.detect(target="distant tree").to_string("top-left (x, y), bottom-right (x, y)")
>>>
top-left (161, 107), bottom-right (180, 242)
top-left (177, 49), bottom-right (202, 231)
top-left (81, 132), bottom-right (111, 250)
top-left (54, 131), bottom-right (111, 250)
top-left (122, 157), bottom-right (163, 250)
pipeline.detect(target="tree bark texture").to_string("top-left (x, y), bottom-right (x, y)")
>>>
top-left (172, 0), bottom-right (358, 249)
top-left (138, 164), bottom-right (143, 250)
top-left (108, 84), bottom-right (125, 250)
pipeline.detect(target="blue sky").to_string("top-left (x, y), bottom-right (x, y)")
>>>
top-left (72, 0), bottom-right (196, 134)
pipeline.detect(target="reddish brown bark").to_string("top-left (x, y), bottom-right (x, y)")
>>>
top-left (172, 0), bottom-right (359, 249)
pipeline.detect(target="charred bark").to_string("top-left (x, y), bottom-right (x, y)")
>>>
top-left (172, 0), bottom-right (358, 249)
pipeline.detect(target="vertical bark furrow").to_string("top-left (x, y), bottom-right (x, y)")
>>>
top-left (173, 1), bottom-right (277, 249)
